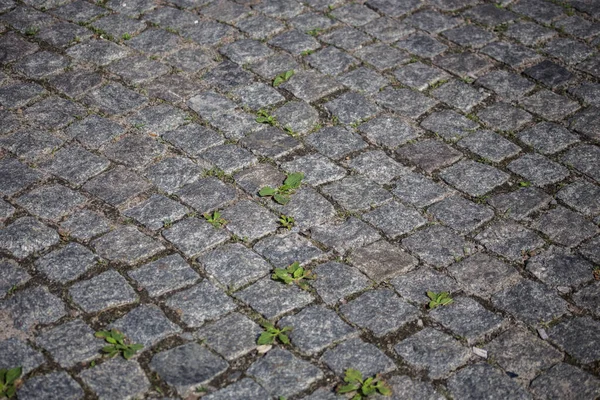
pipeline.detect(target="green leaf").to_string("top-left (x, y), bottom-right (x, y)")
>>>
top-left (130, 343), bottom-right (144, 351)
top-left (284, 172), bottom-right (303, 189)
top-left (426, 291), bottom-right (436, 300)
top-left (292, 266), bottom-right (304, 279)
top-left (377, 383), bottom-right (392, 396)
top-left (5, 367), bottom-right (21, 385)
top-left (95, 331), bottom-right (110, 338)
top-left (273, 76), bottom-right (284, 87)
top-left (6, 385), bottom-right (16, 398)
top-left (123, 349), bottom-right (134, 360)
top-left (284, 70), bottom-right (295, 80)
top-left (273, 194), bottom-right (290, 205)
top-left (344, 368), bottom-right (363, 383)
top-left (257, 331), bottom-right (275, 345)
top-left (338, 383), bottom-right (361, 394)
top-left (105, 336), bottom-right (117, 344)
top-left (278, 333), bottom-right (290, 344)
top-left (259, 186), bottom-right (277, 197)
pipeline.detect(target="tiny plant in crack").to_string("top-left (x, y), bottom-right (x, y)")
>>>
top-left (273, 69), bottom-right (294, 87)
top-left (337, 368), bottom-right (391, 399)
top-left (427, 291), bottom-right (453, 309)
top-left (0, 366), bottom-right (22, 398)
top-left (272, 261), bottom-right (314, 289)
top-left (203, 210), bottom-right (227, 228)
top-left (95, 329), bottom-right (144, 360)
top-left (279, 214), bottom-right (295, 229)
top-left (256, 109), bottom-right (277, 126)
top-left (257, 321), bottom-right (292, 345)
top-left (259, 172), bottom-right (304, 205)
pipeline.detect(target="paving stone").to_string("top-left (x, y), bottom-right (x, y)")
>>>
top-left (0, 157), bottom-right (40, 195)
top-left (83, 82), bottom-right (147, 116)
top-left (35, 243), bottom-right (96, 283)
top-left (363, 201), bottom-right (426, 239)
top-left (280, 305), bottom-right (356, 355)
top-left (442, 25), bottom-right (496, 48)
top-left (129, 254), bottom-right (198, 297)
top-left (69, 269), bottom-right (137, 313)
top-left (394, 62), bottom-right (449, 91)
top-left (518, 122), bottom-right (579, 155)
top-left (0, 129), bottom-right (64, 162)
top-left (519, 89), bottom-right (580, 121)
top-left (180, 20), bottom-right (234, 46)
top-left (269, 30), bottom-right (320, 55)
top-left (524, 60), bottom-right (573, 89)
top-left (421, 109), bottom-right (479, 140)
top-left (80, 357), bottom-right (150, 400)
top-left (289, 11), bottom-right (336, 32)
top-left (375, 88), bottom-right (438, 119)
top-left (354, 43), bottom-right (411, 71)
top-left (527, 246), bottom-right (593, 289)
top-left (67, 115), bottom-right (124, 149)
top-left (18, 371), bottom-right (84, 400)
top-left (0, 32), bottom-right (38, 64)
top-left (272, 101), bottom-right (319, 135)
top-left (24, 96), bottom-right (85, 131)
top-left (440, 160), bottom-right (509, 197)
top-left (36, 319), bottom-right (103, 368)
top-left (234, 163), bottom-right (285, 196)
top-left (93, 225), bottom-right (164, 264)
top-left (163, 218), bottom-right (228, 258)
top-left (341, 289), bottom-right (419, 337)
top-left (84, 166), bottom-right (152, 206)
top-left (165, 280), bottom-right (235, 328)
top-left (430, 296), bottom-right (505, 344)
top-left (549, 317), bottom-right (600, 363)
top-left (248, 348), bottom-right (323, 398)
top-left (492, 279), bottom-right (568, 325)
top-left (322, 176), bottom-right (392, 212)
top-left (432, 80), bottom-right (489, 113)
top-left (397, 139), bottom-right (462, 173)
top-left (0, 217), bottom-right (59, 260)
top-left (201, 144), bottom-right (257, 174)
top-left (0, 259), bottom-right (30, 299)
top-left (366, 0), bottom-right (421, 17)
top-left (144, 74), bottom-right (203, 103)
top-left (562, 145), bottom-right (600, 183)
top-left (203, 378), bottom-right (269, 400)
top-left (163, 124), bottom-right (223, 158)
top-left (92, 13), bottom-right (146, 39)
top-left (311, 261), bottom-right (371, 305)
top-left (481, 41), bottom-right (540, 69)
top-left (307, 46), bottom-right (357, 76)
top-left (349, 240), bottom-right (418, 282)
top-left (51, 0), bottom-right (106, 22)
top-left (337, 67), bottom-right (388, 95)
top-left (533, 206), bottom-right (597, 247)
top-left (3, 285), bottom-right (66, 331)
top-left (124, 195), bottom-right (188, 231)
top-left (545, 38), bottom-right (594, 67)
top-left (530, 363), bottom-right (600, 400)
top-left (396, 33), bottom-right (448, 59)
top-left (233, 83), bottom-right (285, 111)
top-left (450, 250), bottom-right (521, 299)
top-left (403, 225), bottom-right (473, 268)
top-left (42, 145), bottom-right (109, 186)
top-left (276, 187), bottom-right (337, 229)
top-left (240, 127), bottom-right (302, 159)
top-left (249, 52), bottom-right (299, 80)
top-left (429, 196), bottom-right (493, 234)
top-left (363, 17), bottom-right (414, 42)
top-left (457, 130), bottom-right (521, 163)
top-left (103, 134), bottom-right (167, 169)
top-left (573, 281), bottom-right (600, 316)
top-left (476, 221), bottom-right (544, 262)
top-left (197, 312), bottom-right (261, 361)
top-left (477, 102), bottom-right (532, 132)
top-left (345, 150), bottom-right (408, 184)
top-left (394, 328), bottom-right (470, 379)
top-left (236, 14), bottom-right (284, 40)
top-left (14, 51), bottom-right (69, 79)
top-left (320, 26), bottom-right (371, 51)
top-left (280, 70), bottom-right (343, 103)
top-left (280, 154), bottom-right (345, 186)
top-left (322, 337), bottom-right (395, 377)
top-left (508, 153), bottom-right (569, 187)
top-left (60, 210), bottom-right (111, 242)
top-left (107, 55), bottom-right (170, 85)
top-left (358, 115), bottom-right (420, 149)
top-left (67, 39), bottom-right (130, 67)
top-left (505, 21), bottom-right (556, 47)
top-left (164, 48), bottom-right (214, 73)
top-left (0, 338), bottom-right (44, 374)
top-left (512, 0), bottom-right (564, 23)
top-left (331, 3), bottom-right (378, 26)
top-left (306, 126), bottom-right (367, 160)
top-left (220, 39), bottom-right (273, 65)
top-left (579, 235), bottom-right (600, 264)
top-left (557, 180), bottom-right (600, 216)
top-left (484, 327), bottom-right (563, 384)
top-left (464, 3), bottom-right (517, 25)
top-left (254, 233), bottom-right (323, 268)
top-left (488, 187), bottom-right (552, 220)
top-left (16, 184), bottom-right (85, 220)
top-left (447, 363), bottom-right (531, 400)
top-left (405, 9), bottom-right (461, 33)
top-left (392, 171), bottom-right (450, 208)
top-left (221, 200), bottom-right (278, 241)
top-left (235, 277), bottom-right (313, 319)
top-left (37, 20), bottom-right (91, 47)
top-left (476, 70), bottom-right (535, 100)
top-left (391, 266), bottom-right (455, 304)
top-left (1, 6), bottom-right (55, 33)
top-left (111, 304), bottom-right (180, 348)
top-left (0, 110), bottom-right (20, 136)
top-left (554, 15), bottom-right (600, 39)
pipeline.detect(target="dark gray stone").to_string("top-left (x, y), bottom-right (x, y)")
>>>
top-left (35, 243), bottom-right (96, 283)
top-left (16, 184), bottom-right (86, 221)
top-left (532, 207), bottom-right (597, 248)
top-left (311, 262), bottom-right (371, 305)
top-left (3, 285), bottom-right (66, 331)
top-left (222, 200), bottom-right (279, 241)
top-left (92, 226), bottom-right (164, 265)
top-left (235, 277), bottom-right (313, 319)
top-left (349, 240), bottom-right (418, 283)
top-left (18, 371), bottom-right (84, 400)
top-left (69, 270), bottom-right (138, 313)
top-left (36, 319), bottom-right (103, 368)
top-left (363, 201), bottom-right (426, 239)
top-left (254, 233), bottom-right (323, 269)
top-left (80, 357), bottom-right (150, 400)
top-left (129, 254), bottom-right (199, 298)
top-left (197, 312), bottom-right (261, 360)
top-left (549, 317), bottom-right (600, 363)
top-left (110, 304), bottom-right (181, 347)
top-left (60, 210), bottom-right (111, 242)
top-left (403, 225), bottom-right (474, 268)
top-left (321, 338), bottom-right (395, 377)
top-left (447, 363), bottom-right (531, 400)
top-left (428, 196), bottom-right (494, 234)
top-left (0, 338), bottom-right (44, 374)
top-left (530, 363), bottom-right (600, 400)
top-left (476, 221), bottom-right (545, 262)
top-left (311, 217), bottom-right (380, 253)
top-left (392, 171), bottom-right (451, 208)
top-left (0, 217), bottom-right (59, 260)
top-left (163, 218), bottom-right (229, 258)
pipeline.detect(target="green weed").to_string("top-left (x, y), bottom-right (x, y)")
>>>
top-left (95, 329), bottom-right (144, 360)
top-left (259, 172), bottom-right (304, 205)
top-left (337, 369), bottom-right (391, 399)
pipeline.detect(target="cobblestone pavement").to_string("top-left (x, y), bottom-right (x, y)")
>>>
top-left (1, 0), bottom-right (600, 398)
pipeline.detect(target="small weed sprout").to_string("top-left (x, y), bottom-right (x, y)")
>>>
top-left (95, 329), bottom-right (144, 360)
top-left (337, 369), bottom-right (392, 399)
top-left (203, 210), bottom-right (227, 228)
top-left (256, 109), bottom-right (277, 126)
top-left (0, 366), bottom-right (22, 398)
top-left (259, 172), bottom-right (304, 205)
top-left (273, 70), bottom-right (294, 87)
top-left (257, 321), bottom-right (292, 345)
top-left (427, 291), bottom-right (453, 309)
top-left (272, 261), bottom-right (314, 289)
top-left (279, 215), bottom-right (295, 229)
